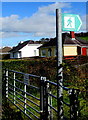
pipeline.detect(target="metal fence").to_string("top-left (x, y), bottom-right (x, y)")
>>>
top-left (2, 68), bottom-right (80, 120)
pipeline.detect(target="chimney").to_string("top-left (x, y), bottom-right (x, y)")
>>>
top-left (70, 31), bottom-right (75, 40)
top-left (20, 41), bottom-right (24, 44)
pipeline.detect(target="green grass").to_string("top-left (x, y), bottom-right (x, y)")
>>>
top-left (2, 85), bottom-right (88, 120)
top-left (80, 36), bottom-right (88, 41)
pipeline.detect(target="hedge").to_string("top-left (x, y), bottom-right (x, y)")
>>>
top-left (1, 57), bottom-right (88, 88)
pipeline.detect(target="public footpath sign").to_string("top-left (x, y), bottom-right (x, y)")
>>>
top-left (62, 13), bottom-right (82, 31)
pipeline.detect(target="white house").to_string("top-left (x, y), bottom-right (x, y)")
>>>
top-left (10, 40), bottom-right (42, 59)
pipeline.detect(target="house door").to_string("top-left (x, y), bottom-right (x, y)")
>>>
top-left (48, 48), bottom-right (52, 57)
top-left (18, 51), bottom-right (22, 58)
top-left (77, 47), bottom-right (81, 55)
top-left (82, 48), bottom-right (87, 56)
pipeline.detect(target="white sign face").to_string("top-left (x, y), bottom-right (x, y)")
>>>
top-left (64, 16), bottom-right (75, 29)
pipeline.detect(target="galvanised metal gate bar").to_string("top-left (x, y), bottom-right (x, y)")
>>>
top-left (2, 68), bottom-right (80, 120)
top-left (44, 80), bottom-right (80, 120)
top-left (3, 68), bottom-right (41, 120)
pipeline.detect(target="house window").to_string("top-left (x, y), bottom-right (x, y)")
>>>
top-left (41, 49), bottom-right (46, 57)
top-left (34, 50), bottom-right (36, 56)
top-left (13, 52), bottom-right (14, 58)
top-left (54, 48), bottom-right (57, 56)
top-left (19, 51), bottom-right (22, 58)
top-left (48, 48), bottom-right (52, 57)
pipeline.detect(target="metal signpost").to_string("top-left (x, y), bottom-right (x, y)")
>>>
top-left (56, 9), bottom-right (82, 120)
top-left (56, 9), bottom-right (63, 120)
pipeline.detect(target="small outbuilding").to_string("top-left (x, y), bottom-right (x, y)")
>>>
top-left (0, 46), bottom-right (12, 59)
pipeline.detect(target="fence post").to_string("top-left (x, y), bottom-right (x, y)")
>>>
top-left (45, 81), bottom-right (49, 120)
top-left (48, 86), bottom-right (53, 120)
top-left (3, 69), bottom-right (6, 81)
top-left (3, 69), bottom-right (6, 97)
top-left (14, 72), bottom-right (16, 104)
top-left (40, 77), bottom-right (48, 120)
top-left (24, 84), bottom-right (27, 114)
top-left (69, 89), bottom-right (79, 120)
top-left (40, 77), bottom-right (44, 120)
top-left (6, 70), bottom-right (8, 98)
top-left (24, 74), bottom-right (29, 114)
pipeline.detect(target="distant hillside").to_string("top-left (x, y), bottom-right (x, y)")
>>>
top-left (75, 32), bottom-right (88, 37)
top-left (80, 36), bottom-right (88, 41)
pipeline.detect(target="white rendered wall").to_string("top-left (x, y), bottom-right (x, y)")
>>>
top-left (20, 44), bottom-right (42, 58)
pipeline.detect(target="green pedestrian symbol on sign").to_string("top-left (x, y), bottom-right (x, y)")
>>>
top-left (62, 13), bottom-right (82, 31)
top-left (67, 18), bottom-right (72, 27)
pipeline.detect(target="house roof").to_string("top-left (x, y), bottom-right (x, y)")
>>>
top-left (38, 33), bottom-right (88, 49)
top-left (10, 40), bottom-right (41, 52)
top-left (0, 47), bottom-right (12, 53)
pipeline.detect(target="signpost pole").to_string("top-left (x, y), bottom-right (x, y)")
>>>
top-left (56, 9), bottom-right (63, 120)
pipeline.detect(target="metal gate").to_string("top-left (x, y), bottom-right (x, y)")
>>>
top-left (2, 68), bottom-right (80, 120)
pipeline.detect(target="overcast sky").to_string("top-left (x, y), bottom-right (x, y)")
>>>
top-left (0, 2), bottom-right (87, 47)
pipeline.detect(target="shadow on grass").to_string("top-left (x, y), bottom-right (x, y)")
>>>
top-left (2, 98), bottom-right (24, 120)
